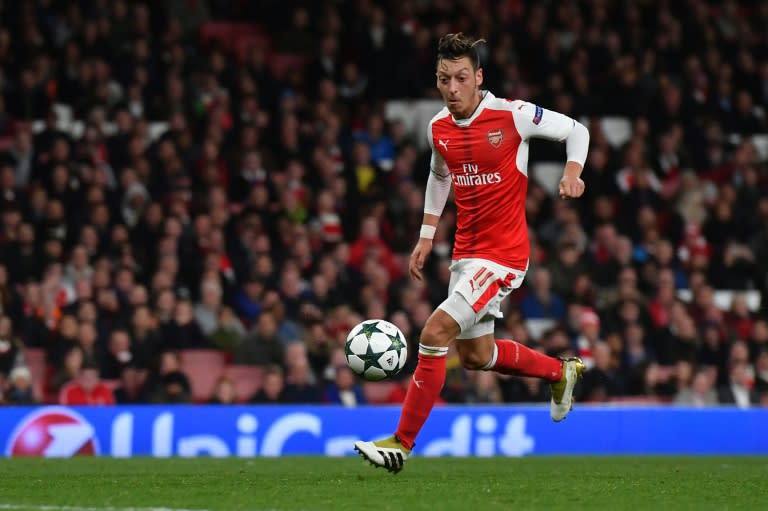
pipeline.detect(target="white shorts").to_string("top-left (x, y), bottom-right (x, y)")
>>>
top-left (437, 258), bottom-right (526, 340)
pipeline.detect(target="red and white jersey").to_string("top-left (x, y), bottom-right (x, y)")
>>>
top-left (428, 91), bottom-right (579, 270)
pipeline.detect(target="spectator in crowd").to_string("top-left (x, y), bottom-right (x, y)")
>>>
top-left (59, 361), bottom-right (115, 405)
top-left (547, 240), bottom-right (588, 300)
top-left (579, 342), bottom-right (624, 402)
top-left (209, 306), bottom-right (246, 353)
top-left (520, 267), bottom-right (566, 322)
top-left (282, 343), bottom-right (322, 403)
top-left (101, 329), bottom-right (134, 380)
top-left (6, 366), bottom-right (36, 405)
top-left (129, 305), bottom-right (162, 369)
top-left (718, 360), bottom-right (760, 408)
top-left (146, 351), bottom-right (191, 404)
top-left (47, 313), bottom-right (79, 368)
top-left (76, 320), bottom-right (101, 367)
top-left (250, 365), bottom-right (286, 404)
top-left (51, 345), bottom-right (84, 393)
top-left (234, 277), bottom-right (266, 326)
top-left (161, 299), bottom-right (209, 351)
top-left (208, 376), bottom-right (237, 405)
top-left (470, 371), bottom-right (504, 404)
top-left (574, 307), bottom-right (602, 369)
top-left (194, 279), bottom-right (226, 337)
top-left (675, 368), bottom-right (718, 407)
top-left (113, 365), bottom-right (147, 404)
top-left (235, 310), bottom-right (285, 366)
top-left (0, 316), bottom-right (17, 378)
top-left (324, 365), bottom-right (365, 407)
top-left (754, 350), bottom-right (768, 393)
top-left (0, 0), bottom-right (766, 407)
top-left (498, 372), bottom-right (549, 404)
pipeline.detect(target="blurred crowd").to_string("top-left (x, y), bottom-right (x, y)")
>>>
top-left (0, 0), bottom-right (767, 407)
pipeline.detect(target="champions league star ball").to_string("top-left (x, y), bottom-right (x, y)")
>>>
top-left (345, 319), bottom-right (408, 381)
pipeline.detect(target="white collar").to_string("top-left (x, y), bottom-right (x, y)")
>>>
top-left (452, 90), bottom-right (494, 127)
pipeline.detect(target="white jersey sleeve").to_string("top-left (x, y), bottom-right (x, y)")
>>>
top-left (429, 137), bottom-right (450, 177)
top-left (511, 101), bottom-right (590, 167)
top-left (424, 124), bottom-right (452, 217)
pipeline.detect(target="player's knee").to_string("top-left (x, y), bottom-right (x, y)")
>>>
top-left (456, 336), bottom-right (495, 370)
top-left (420, 318), bottom-right (454, 348)
top-left (459, 351), bottom-right (488, 371)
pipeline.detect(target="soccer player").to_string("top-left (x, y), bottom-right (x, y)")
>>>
top-left (354, 33), bottom-right (590, 473)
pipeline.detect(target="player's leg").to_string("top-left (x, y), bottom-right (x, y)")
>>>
top-left (449, 262), bottom-right (565, 379)
top-left (478, 336), bottom-right (584, 421)
top-left (394, 308), bottom-right (458, 447)
top-left (354, 308), bottom-right (460, 473)
top-left (455, 333), bottom-right (584, 421)
top-left (450, 260), bottom-right (584, 421)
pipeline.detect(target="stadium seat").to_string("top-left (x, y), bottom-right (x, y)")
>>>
top-left (752, 134), bottom-right (768, 162)
top-left (234, 34), bottom-right (272, 63)
top-left (384, 99), bottom-right (446, 151)
top-left (148, 122), bottom-right (169, 141)
top-left (599, 117), bottom-right (633, 149)
top-left (530, 162), bottom-right (563, 196)
top-left (524, 318), bottom-right (557, 340)
top-left (200, 21), bottom-right (233, 46)
top-left (53, 103), bottom-right (73, 128)
top-left (268, 53), bottom-right (307, 81)
top-left (225, 365), bottom-right (265, 402)
top-left (22, 348), bottom-right (48, 402)
top-left (200, 22), bottom-right (267, 55)
top-left (179, 350), bottom-right (227, 402)
top-left (676, 289), bottom-right (761, 312)
top-left (68, 120), bottom-right (85, 139)
top-left (0, 136), bottom-right (13, 152)
top-left (609, 396), bottom-right (661, 404)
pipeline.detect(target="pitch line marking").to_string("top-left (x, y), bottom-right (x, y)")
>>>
top-left (0, 506), bottom-right (210, 511)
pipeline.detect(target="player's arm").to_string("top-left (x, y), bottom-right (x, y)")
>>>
top-left (512, 101), bottom-right (590, 199)
top-left (411, 139), bottom-right (452, 281)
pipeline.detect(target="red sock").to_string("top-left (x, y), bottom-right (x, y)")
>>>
top-left (395, 351), bottom-right (446, 450)
top-left (492, 339), bottom-right (562, 382)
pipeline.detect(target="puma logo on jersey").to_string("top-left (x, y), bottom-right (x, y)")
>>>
top-left (438, 139), bottom-right (449, 151)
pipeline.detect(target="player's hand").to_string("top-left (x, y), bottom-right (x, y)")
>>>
top-left (559, 174), bottom-right (585, 199)
top-left (409, 238), bottom-right (433, 281)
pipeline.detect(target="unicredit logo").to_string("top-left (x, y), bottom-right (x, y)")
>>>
top-left (5, 407), bottom-right (100, 457)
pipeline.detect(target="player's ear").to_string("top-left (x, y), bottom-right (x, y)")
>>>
top-left (476, 67), bottom-right (484, 88)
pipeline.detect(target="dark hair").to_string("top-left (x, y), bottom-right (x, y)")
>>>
top-left (437, 33), bottom-right (486, 70)
top-left (81, 359), bottom-right (100, 372)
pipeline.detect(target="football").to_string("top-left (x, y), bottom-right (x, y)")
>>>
top-left (344, 319), bottom-right (408, 381)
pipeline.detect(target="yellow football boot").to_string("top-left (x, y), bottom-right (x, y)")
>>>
top-left (550, 357), bottom-right (585, 422)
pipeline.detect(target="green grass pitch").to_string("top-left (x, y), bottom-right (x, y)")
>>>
top-left (0, 457), bottom-right (766, 511)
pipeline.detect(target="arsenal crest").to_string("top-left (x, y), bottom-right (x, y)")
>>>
top-left (487, 129), bottom-right (504, 147)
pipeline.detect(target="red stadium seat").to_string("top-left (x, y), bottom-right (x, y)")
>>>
top-left (199, 22), bottom-right (266, 51)
top-left (179, 350), bottom-right (226, 402)
top-left (234, 34), bottom-right (272, 63)
top-left (225, 365), bottom-right (265, 403)
top-left (199, 21), bottom-right (238, 47)
top-left (0, 136), bottom-right (14, 152)
top-left (268, 53), bottom-right (307, 81)
top-left (22, 348), bottom-right (48, 402)
top-left (609, 396), bottom-right (661, 404)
